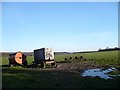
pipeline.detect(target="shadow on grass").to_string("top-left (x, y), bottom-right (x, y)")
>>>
top-left (2, 64), bottom-right (57, 69)
top-left (2, 65), bottom-right (10, 67)
top-left (2, 67), bottom-right (120, 88)
top-left (2, 64), bottom-right (120, 88)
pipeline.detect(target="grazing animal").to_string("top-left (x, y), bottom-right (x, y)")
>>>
top-left (75, 56), bottom-right (79, 59)
top-left (80, 56), bottom-right (83, 60)
top-left (69, 57), bottom-right (72, 60)
top-left (64, 58), bottom-right (67, 61)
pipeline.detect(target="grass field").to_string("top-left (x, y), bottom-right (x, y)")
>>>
top-left (1, 50), bottom-right (120, 88)
top-left (55, 51), bottom-right (120, 67)
top-left (2, 51), bottom-right (120, 66)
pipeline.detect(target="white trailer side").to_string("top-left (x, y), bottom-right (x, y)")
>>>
top-left (45, 48), bottom-right (54, 60)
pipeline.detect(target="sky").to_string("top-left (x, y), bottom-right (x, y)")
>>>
top-left (2, 2), bottom-right (118, 52)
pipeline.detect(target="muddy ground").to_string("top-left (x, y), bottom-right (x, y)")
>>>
top-left (24, 60), bottom-right (102, 74)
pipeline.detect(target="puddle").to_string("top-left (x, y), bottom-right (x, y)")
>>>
top-left (82, 68), bottom-right (120, 79)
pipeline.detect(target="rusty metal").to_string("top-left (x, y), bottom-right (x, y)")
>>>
top-left (8, 51), bottom-right (27, 66)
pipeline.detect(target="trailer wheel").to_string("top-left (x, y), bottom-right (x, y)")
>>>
top-left (9, 61), bottom-right (11, 67)
top-left (41, 61), bottom-right (45, 68)
top-left (23, 60), bottom-right (28, 66)
top-left (51, 62), bottom-right (57, 68)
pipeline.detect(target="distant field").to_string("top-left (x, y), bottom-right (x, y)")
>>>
top-left (1, 50), bottom-right (120, 67)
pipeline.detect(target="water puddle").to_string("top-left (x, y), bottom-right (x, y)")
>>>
top-left (82, 68), bottom-right (120, 79)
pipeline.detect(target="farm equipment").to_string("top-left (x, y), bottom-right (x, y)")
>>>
top-left (34, 48), bottom-right (56, 68)
top-left (8, 51), bottom-right (27, 66)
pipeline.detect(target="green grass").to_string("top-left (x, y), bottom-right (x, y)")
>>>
top-left (2, 66), bottom-right (120, 88)
top-left (1, 50), bottom-right (120, 88)
top-left (55, 51), bottom-right (119, 67)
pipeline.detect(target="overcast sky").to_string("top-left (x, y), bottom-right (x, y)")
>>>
top-left (2, 2), bottom-right (118, 52)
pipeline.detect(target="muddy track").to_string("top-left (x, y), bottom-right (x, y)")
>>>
top-left (55, 61), bottom-right (99, 72)
top-left (20, 61), bottom-right (100, 74)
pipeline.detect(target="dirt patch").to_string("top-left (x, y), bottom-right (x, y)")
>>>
top-left (21, 61), bottom-right (100, 74)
